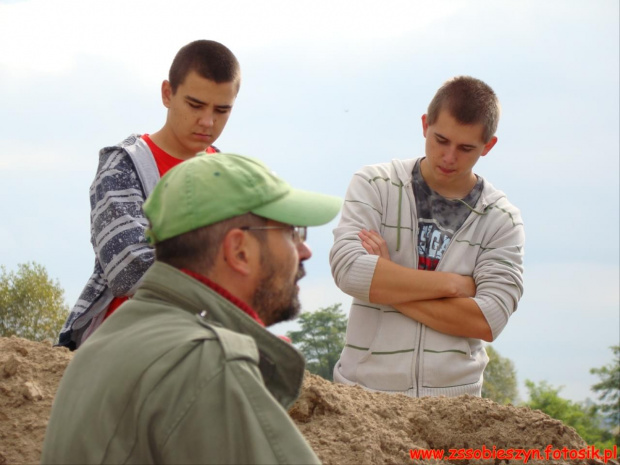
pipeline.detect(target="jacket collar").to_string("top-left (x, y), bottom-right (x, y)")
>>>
top-left (138, 261), bottom-right (306, 409)
top-left (180, 268), bottom-right (266, 326)
top-left (391, 157), bottom-right (507, 207)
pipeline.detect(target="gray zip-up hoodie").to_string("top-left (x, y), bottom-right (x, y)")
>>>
top-left (330, 158), bottom-right (525, 397)
top-left (58, 134), bottom-right (161, 349)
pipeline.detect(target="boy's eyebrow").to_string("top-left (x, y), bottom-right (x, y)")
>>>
top-left (435, 132), bottom-right (478, 149)
top-left (185, 95), bottom-right (206, 105)
top-left (185, 95), bottom-right (233, 109)
top-left (459, 142), bottom-right (479, 149)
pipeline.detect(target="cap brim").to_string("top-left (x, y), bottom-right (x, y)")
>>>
top-left (252, 188), bottom-right (342, 226)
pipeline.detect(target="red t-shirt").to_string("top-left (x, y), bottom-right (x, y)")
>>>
top-left (104, 136), bottom-right (218, 319)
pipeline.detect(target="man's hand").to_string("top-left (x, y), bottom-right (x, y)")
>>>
top-left (359, 229), bottom-right (390, 260)
top-left (355, 229), bottom-right (490, 339)
top-left (360, 228), bottom-right (476, 299)
top-left (453, 274), bottom-right (477, 298)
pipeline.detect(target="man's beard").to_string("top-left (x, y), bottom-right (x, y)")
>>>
top-left (251, 248), bottom-right (305, 327)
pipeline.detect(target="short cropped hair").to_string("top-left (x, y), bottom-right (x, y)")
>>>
top-left (168, 40), bottom-right (241, 94)
top-left (155, 213), bottom-right (265, 274)
top-left (427, 76), bottom-right (501, 143)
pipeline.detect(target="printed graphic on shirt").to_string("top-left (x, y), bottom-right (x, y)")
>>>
top-left (412, 160), bottom-right (483, 271)
top-left (418, 220), bottom-right (454, 270)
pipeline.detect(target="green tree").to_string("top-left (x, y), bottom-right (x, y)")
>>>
top-left (590, 345), bottom-right (620, 444)
top-left (0, 262), bottom-right (69, 342)
top-left (524, 379), bottom-right (614, 450)
top-left (287, 303), bottom-right (347, 381)
top-left (482, 345), bottom-right (519, 404)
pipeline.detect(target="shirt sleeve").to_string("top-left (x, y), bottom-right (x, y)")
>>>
top-left (472, 201), bottom-right (525, 340)
top-left (329, 170), bottom-right (383, 302)
top-left (89, 149), bottom-right (155, 297)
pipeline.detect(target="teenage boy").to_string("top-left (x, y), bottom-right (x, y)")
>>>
top-left (43, 153), bottom-right (341, 464)
top-left (330, 76), bottom-right (525, 397)
top-left (58, 40), bottom-right (241, 349)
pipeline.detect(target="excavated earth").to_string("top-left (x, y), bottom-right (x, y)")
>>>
top-left (0, 336), bottom-right (609, 464)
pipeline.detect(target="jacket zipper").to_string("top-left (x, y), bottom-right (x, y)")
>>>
top-left (405, 180), bottom-right (423, 397)
top-left (409, 179), bottom-right (489, 396)
top-left (414, 323), bottom-right (423, 396)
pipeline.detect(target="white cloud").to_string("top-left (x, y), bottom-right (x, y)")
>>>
top-left (0, 0), bottom-right (465, 80)
top-left (299, 276), bottom-right (351, 314)
top-left (0, 227), bottom-right (18, 260)
top-left (523, 262), bottom-right (619, 314)
top-left (1, 0), bottom-right (617, 405)
top-left (493, 260), bottom-right (619, 402)
top-left (0, 140), bottom-right (92, 171)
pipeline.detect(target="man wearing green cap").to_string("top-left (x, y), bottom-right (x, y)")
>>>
top-left (42, 153), bottom-right (341, 465)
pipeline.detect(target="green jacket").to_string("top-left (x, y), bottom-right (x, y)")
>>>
top-left (42, 262), bottom-right (320, 464)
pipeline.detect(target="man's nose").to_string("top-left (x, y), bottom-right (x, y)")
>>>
top-left (297, 241), bottom-right (312, 261)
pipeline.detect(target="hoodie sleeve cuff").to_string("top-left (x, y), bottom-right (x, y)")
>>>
top-left (473, 295), bottom-right (510, 340)
top-left (340, 254), bottom-right (380, 301)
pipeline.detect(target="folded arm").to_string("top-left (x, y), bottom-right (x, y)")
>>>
top-left (361, 229), bottom-right (476, 304)
top-left (89, 151), bottom-right (155, 296)
top-left (393, 298), bottom-right (493, 341)
top-left (361, 228), bottom-right (492, 340)
top-left (332, 166), bottom-right (524, 343)
top-left (362, 205), bottom-right (525, 343)
top-left (330, 170), bottom-right (475, 304)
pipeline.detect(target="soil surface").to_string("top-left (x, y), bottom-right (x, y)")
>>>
top-left (0, 336), bottom-right (608, 464)
top-left (0, 336), bottom-right (72, 465)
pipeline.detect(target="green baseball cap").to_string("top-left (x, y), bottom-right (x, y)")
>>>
top-left (143, 153), bottom-right (342, 244)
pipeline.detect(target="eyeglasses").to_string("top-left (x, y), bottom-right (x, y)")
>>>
top-left (240, 225), bottom-right (307, 243)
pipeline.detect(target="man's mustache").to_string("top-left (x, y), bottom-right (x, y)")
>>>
top-left (295, 265), bottom-right (306, 283)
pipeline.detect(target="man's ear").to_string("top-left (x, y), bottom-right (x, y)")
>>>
top-left (221, 229), bottom-right (254, 276)
top-left (481, 136), bottom-right (498, 157)
top-left (161, 80), bottom-right (172, 108)
top-left (421, 114), bottom-right (429, 138)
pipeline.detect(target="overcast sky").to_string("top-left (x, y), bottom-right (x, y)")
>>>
top-left (1, 0), bottom-right (618, 403)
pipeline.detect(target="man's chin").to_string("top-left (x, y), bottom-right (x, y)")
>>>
top-left (268, 298), bottom-right (301, 327)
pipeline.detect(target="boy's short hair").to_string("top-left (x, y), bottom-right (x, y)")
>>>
top-left (168, 40), bottom-right (241, 94)
top-left (427, 76), bottom-right (501, 143)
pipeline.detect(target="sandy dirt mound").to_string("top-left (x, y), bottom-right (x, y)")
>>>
top-left (0, 336), bottom-right (601, 464)
top-left (0, 336), bottom-right (72, 465)
top-left (291, 373), bottom-right (592, 464)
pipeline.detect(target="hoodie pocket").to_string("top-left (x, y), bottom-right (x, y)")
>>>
top-left (353, 311), bottom-right (419, 391)
top-left (420, 330), bottom-right (487, 389)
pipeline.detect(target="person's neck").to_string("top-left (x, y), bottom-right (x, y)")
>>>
top-left (181, 268), bottom-right (265, 326)
top-left (149, 128), bottom-right (194, 160)
top-left (420, 159), bottom-right (476, 199)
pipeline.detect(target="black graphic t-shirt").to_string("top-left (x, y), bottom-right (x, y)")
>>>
top-left (413, 159), bottom-right (483, 271)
